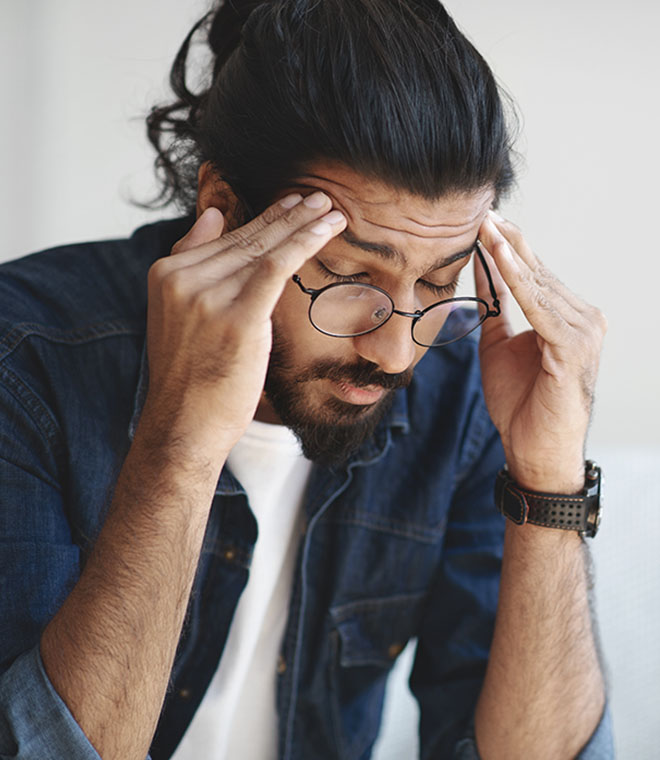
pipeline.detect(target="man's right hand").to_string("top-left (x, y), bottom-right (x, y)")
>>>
top-left (142, 191), bottom-right (347, 459)
top-left (39, 193), bottom-right (346, 760)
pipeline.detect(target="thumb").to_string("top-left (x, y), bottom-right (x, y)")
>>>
top-left (171, 207), bottom-right (225, 255)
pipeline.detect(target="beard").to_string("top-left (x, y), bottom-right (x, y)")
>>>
top-left (264, 329), bottom-right (413, 467)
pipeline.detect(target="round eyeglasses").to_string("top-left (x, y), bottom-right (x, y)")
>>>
top-left (292, 243), bottom-right (501, 347)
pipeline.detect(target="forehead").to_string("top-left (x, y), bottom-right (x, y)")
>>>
top-left (290, 161), bottom-right (493, 246)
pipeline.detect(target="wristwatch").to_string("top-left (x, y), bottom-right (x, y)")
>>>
top-left (495, 461), bottom-right (602, 538)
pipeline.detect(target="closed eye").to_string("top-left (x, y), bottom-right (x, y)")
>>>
top-left (315, 259), bottom-right (369, 282)
top-left (420, 278), bottom-right (460, 298)
top-left (317, 258), bottom-right (461, 297)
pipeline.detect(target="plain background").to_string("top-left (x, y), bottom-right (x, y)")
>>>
top-left (1, 1), bottom-right (658, 757)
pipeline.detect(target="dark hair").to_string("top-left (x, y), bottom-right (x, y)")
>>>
top-left (145, 0), bottom-right (517, 216)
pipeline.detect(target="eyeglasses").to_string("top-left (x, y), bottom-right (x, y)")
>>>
top-left (292, 243), bottom-right (500, 347)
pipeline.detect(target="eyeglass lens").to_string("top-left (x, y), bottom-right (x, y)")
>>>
top-left (309, 284), bottom-right (487, 346)
top-left (310, 284), bottom-right (393, 336)
top-left (413, 300), bottom-right (487, 346)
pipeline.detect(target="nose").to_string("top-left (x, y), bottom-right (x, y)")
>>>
top-left (351, 311), bottom-right (418, 375)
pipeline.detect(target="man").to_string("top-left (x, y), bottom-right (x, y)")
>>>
top-left (0, 1), bottom-right (612, 758)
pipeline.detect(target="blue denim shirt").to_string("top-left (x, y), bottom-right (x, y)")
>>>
top-left (0, 218), bottom-right (613, 759)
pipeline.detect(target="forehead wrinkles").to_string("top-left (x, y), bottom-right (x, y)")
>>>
top-left (358, 214), bottom-right (482, 239)
top-left (301, 183), bottom-right (490, 237)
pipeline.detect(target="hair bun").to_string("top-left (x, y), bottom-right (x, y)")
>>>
top-left (209, 0), bottom-right (265, 73)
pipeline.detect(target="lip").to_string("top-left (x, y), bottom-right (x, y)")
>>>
top-left (331, 381), bottom-right (386, 405)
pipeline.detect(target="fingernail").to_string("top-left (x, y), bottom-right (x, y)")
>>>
top-left (320, 210), bottom-right (345, 225)
top-left (304, 191), bottom-right (329, 209)
top-left (310, 221), bottom-right (332, 236)
top-left (489, 209), bottom-right (506, 223)
top-left (280, 193), bottom-right (303, 209)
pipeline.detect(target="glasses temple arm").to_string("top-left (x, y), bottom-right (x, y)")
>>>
top-left (292, 274), bottom-right (320, 297)
top-left (475, 242), bottom-right (501, 316)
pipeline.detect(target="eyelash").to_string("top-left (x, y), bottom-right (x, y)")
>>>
top-left (316, 260), bottom-right (460, 297)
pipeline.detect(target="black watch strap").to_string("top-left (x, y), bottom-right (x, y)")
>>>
top-left (494, 461), bottom-right (602, 538)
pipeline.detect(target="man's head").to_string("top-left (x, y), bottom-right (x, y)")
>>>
top-left (146, 0), bottom-right (515, 464)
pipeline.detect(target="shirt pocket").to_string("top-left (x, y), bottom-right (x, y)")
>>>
top-left (330, 591), bottom-right (426, 668)
top-left (327, 591), bottom-right (426, 758)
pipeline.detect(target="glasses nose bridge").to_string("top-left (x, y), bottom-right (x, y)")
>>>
top-left (390, 305), bottom-right (423, 322)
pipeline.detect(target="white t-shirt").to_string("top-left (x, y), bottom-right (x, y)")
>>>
top-left (171, 419), bottom-right (312, 760)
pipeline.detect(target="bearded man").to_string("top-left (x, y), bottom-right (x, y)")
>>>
top-left (0, 1), bottom-right (611, 758)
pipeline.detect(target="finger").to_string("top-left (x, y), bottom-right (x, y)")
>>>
top-left (232, 210), bottom-right (348, 315)
top-left (478, 217), bottom-right (570, 342)
top-left (164, 209), bottom-right (348, 317)
top-left (218, 191), bottom-right (333, 259)
top-left (164, 192), bottom-right (331, 274)
top-left (177, 203), bottom-right (348, 299)
top-left (167, 195), bottom-right (299, 266)
top-left (487, 211), bottom-right (536, 269)
top-left (171, 207), bottom-right (225, 255)
top-left (486, 211), bottom-right (593, 319)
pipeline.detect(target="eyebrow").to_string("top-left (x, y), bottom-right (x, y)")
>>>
top-left (339, 229), bottom-right (479, 271)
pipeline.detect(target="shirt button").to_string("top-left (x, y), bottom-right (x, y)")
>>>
top-left (223, 548), bottom-right (236, 562)
top-left (178, 687), bottom-right (192, 700)
top-left (277, 655), bottom-right (287, 675)
top-left (387, 642), bottom-right (404, 659)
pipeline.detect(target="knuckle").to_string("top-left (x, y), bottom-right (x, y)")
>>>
top-left (531, 287), bottom-right (552, 313)
top-left (190, 288), bottom-right (217, 319)
top-left (258, 253), bottom-right (288, 278)
top-left (148, 257), bottom-right (172, 283)
top-left (579, 305), bottom-right (608, 342)
top-left (233, 230), bottom-right (268, 255)
top-left (259, 203), bottom-right (284, 225)
top-left (276, 208), bottom-right (301, 229)
top-left (170, 238), bottom-right (186, 255)
top-left (591, 306), bottom-right (608, 334)
top-left (160, 268), bottom-right (190, 302)
top-left (534, 260), bottom-right (550, 281)
top-left (574, 324), bottom-right (602, 360)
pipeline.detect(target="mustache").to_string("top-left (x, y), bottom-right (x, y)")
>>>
top-left (295, 359), bottom-right (413, 390)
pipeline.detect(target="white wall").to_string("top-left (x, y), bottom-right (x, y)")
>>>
top-left (2, 2), bottom-right (659, 757)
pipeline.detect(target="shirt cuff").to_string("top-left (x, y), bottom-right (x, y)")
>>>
top-left (454, 704), bottom-right (614, 759)
top-left (0, 645), bottom-right (101, 760)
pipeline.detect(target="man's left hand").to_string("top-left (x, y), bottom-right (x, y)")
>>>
top-left (475, 212), bottom-right (607, 493)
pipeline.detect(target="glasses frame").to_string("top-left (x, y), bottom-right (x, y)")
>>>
top-left (292, 242), bottom-right (501, 347)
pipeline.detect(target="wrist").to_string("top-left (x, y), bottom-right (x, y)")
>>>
top-left (131, 411), bottom-right (229, 492)
top-left (137, 394), bottom-right (237, 465)
top-left (504, 455), bottom-right (585, 494)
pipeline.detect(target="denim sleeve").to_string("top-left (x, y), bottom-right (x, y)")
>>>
top-left (0, 646), bottom-right (100, 759)
top-left (453, 706), bottom-right (614, 759)
top-left (409, 399), bottom-right (506, 759)
top-left (0, 371), bottom-right (98, 757)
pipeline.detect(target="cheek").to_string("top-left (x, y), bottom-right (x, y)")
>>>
top-left (272, 283), bottom-right (340, 362)
top-left (273, 281), bottom-right (317, 346)
top-left (273, 282), bottom-right (377, 370)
